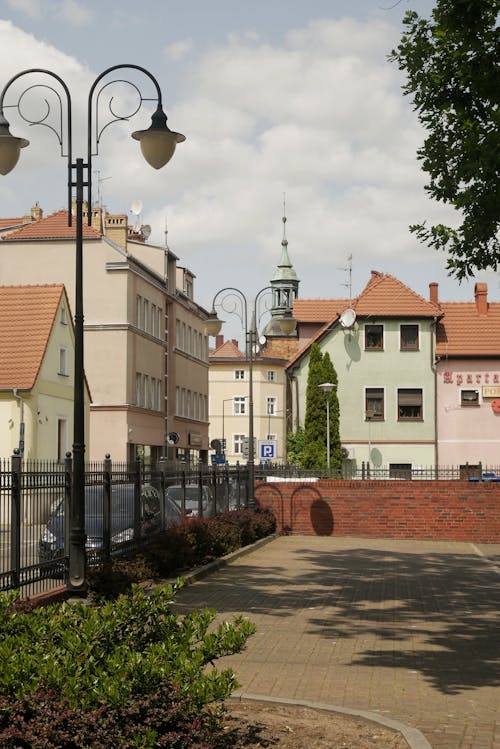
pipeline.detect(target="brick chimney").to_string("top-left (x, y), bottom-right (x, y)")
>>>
top-left (215, 334), bottom-right (224, 349)
top-left (475, 283), bottom-right (488, 315)
top-left (429, 282), bottom-right (438, 305)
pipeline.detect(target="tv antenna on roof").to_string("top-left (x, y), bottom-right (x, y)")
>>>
top-left (338, 253), bottom-right (353, 299)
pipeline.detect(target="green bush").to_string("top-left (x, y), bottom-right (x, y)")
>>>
top-left (0, 583), bottom-right (256, 747)
top-left (88, 508), bottom-right (276, 598)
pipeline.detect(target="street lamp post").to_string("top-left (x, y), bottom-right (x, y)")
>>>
top-left (205, 287), bottom-right (296, 508)
top-left (318, 382), bottom-right (337, 474)
top-left (0, 65), bottom-right (184, 595)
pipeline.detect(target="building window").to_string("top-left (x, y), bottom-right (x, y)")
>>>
top-left (266, 397), bottom-right (277, 416)
top-left (234, 396), bottom-right (246, 415)
top-left (60, 306), bottom-right (67, 325)
top-left (400, 324), bottom-right (419, 350)
top-left (175, 386), bottom-right (180, 415)
top-left (267, 370), bottom-right (276, 382)
top-left (461, 389), bottom-right (480, 407)
top-left (136, 373), bottom-right (142, 406)
top-left (365, 324), bottom-right (383, 350)
top-left (176, 319), bottom-right (181, 348)
top-left (157, 308), bottom-right (163, 338)
top-left (143, 300), bottom-right (149, 332)
top-left (151, 304), bottom-right (157, 337)
top-left (57, 418), bottom-right (68, 462)
top-left (143, 375), bottom-right (150, 409)
top-left (398, 388), bottom-right (423, 420)
top-left (235, 369), bottom-right (245, 380)
top-left (58, 348), bottom-right (68, 376)
top-left (233, 434), bottom-right (245, 455)
top-left (136, 295), bottom-right (142, 328)
top-left (365, 388), bottom-right (384, 420)
top-left (151, 378), bottom-right (157, 410)
top-left (157, 380), bottom-right (162, 411)
top-left (389, 463), bottom-right (412, 479)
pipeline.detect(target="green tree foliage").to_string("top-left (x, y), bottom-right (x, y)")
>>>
top-left (390, 0), bottom-right (500, 279)
top-left (298, 344), bottom-right (341, 471)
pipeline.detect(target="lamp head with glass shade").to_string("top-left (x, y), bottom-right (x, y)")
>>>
top-left (132, 104), bottom-right (185, 170)
top-left (0, 112), bottom-right (29, 175)
top-left (204, 309), bottom-right (224, 338)
top-left (318, 382), bottom-right (337, 396)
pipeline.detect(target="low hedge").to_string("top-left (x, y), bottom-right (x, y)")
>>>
top-left (88, 507), bottom-right (276, 599)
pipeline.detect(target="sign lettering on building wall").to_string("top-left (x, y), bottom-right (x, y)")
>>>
top-left (442, 371), bottom-right (500, 387)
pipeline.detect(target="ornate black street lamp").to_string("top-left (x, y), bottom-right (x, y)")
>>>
top-left (0, 64), bottom-right (185, 595)
top-left (205, 287), bottom-right (296, 507)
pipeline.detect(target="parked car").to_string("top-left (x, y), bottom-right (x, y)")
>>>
top-left (165, 484), bottom-right (214, 518)
top-left (38, 483), bottom-right (181, 569)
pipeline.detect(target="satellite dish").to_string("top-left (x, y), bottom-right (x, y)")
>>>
top-left (259, 335), bottom-right (267, 346)
top-left (339, 308), bottom-right (356, 329)
top-left (131, 200), bottom-right (143, 215)
top-left (141, 225), bottom-right (152, 239)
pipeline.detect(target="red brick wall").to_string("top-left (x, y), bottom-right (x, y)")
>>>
top-left (254, 480), bottom-right (500, 542)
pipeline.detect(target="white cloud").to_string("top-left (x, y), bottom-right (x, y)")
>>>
top-left (5, 0), bottom-right (42, 19)
top-left (164, 38), bottom-right (194, 63)
top-left (59, 0), bottom-right (93, 26)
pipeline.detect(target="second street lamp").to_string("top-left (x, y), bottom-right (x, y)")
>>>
top-left (0, 64), bottom-right (185, 595)
top-left (318, 382), bottom-right (337, 474)
top-left (205, 287), bottom-right (295, 508)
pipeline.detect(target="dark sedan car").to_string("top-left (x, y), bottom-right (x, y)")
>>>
top-left (39, 483), bottom-right (181, 570)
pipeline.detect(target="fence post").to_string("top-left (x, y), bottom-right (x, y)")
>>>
top-left (103, 454), bottom-right (112, 561)
top-left (10, 450), bottom-right (22, 590)
top-left (198, 468), bottom-right (204, 517)
top-left (64, 452), bottom-right (72, 563)
top-left (133, 458), bottom-right (142, 540)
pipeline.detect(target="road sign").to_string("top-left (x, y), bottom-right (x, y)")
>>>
top-left (259, 440), bottom-right (277, 460)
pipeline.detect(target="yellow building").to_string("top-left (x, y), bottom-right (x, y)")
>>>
top-left (0, 284), bottom-right (90, 460)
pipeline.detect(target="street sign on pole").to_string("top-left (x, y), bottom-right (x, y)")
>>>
top-left (259, 440), bottom-right (277, 461)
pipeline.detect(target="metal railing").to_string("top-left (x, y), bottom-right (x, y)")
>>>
top-left (254, 462), bottom-right (500, 482)
top-left (0, 456), bottom-right (250, 598)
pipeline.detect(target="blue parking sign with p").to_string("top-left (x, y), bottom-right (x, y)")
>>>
top-left (259, 441), bottom-right (277, 460)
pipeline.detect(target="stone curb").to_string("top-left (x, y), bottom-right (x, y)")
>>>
top-left (164, 532), bottom-right (280, 587)
top-left (231, 693), bottom-right (433, 749)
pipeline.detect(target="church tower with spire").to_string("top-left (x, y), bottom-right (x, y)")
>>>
top-left (262, 199), bottom-right (300, 338)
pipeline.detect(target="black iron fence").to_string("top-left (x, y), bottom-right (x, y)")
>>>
top-left (2, 455), bottom-right (498, 598)
top-left (0, 455), bottom-right (250, 598)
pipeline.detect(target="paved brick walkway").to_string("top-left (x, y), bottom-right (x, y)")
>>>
top-left (172, 536), bottom-right (500, 749)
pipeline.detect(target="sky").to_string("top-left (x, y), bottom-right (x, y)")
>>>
top-left (0, 0), bottom-right (498, 342)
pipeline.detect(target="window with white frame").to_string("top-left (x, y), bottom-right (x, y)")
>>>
top-left (136, 373), bottom-right (142, 406)
top-left (151, 378), bottom-right (156, 410)
top-left (151, 304), bottom-right (157, 337)
top-left (235, 369), bottom-right (245, 380)
top-left (136, 295), bottom-right (142, 328)
top-left (397, 388), bottom-right (423, 420)
top-left (143, 300), bottom-right (149, 332)
top-left (234, 396), bottom-right (246, 415)
top-left (233, 434), bottom-right (245, 454)
top-left (143, 375), bottom-right (150, 409)
top-left (267, 370), bottom-right (276, 382)
top-left (58, 347), bottom-right (68, 376)
top-left (461, 389), bottom-right (480, 406)
top-left (157, 380), bottom-right (162, 411)
top-left (266, 397), bottom-right (277, 415)
top-left (175, 386), bottom-right (180, 415)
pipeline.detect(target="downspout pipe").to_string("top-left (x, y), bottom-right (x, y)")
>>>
top-left (12, 388), bottom-right (25, 456)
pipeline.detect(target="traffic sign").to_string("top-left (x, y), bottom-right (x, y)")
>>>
top-left (259, 440), bottom-right (277, 460)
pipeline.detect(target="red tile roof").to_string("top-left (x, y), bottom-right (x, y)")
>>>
top-left (0, 285), bottom-right (66, 389)
top-left (210, 339), bottom-right (245, 359)
top-left (353, 271), bottom-right (440, 317)
top-left (436, 300), bottom-right (500, 357)
top-left (1, 209), bottom-right (101, 241)
top-left (293, 299), bottom-right (349, 323)
top-left (0, 218), bottom-right (25, 230)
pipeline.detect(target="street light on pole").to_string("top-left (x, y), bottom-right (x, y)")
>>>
top-left (0, 65), bottom-right (184, 595)
top-left (205, 287), bottom-right (296, 508)
top-left (318, 382), bottom-right (337, 474)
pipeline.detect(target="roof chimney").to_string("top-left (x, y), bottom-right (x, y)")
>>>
top-left (429, 282), bottom-right (438, 305)
top-left (215, 334), bottom-right (224, 349)
top-left (474, 283), bottom-right (488, 316)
